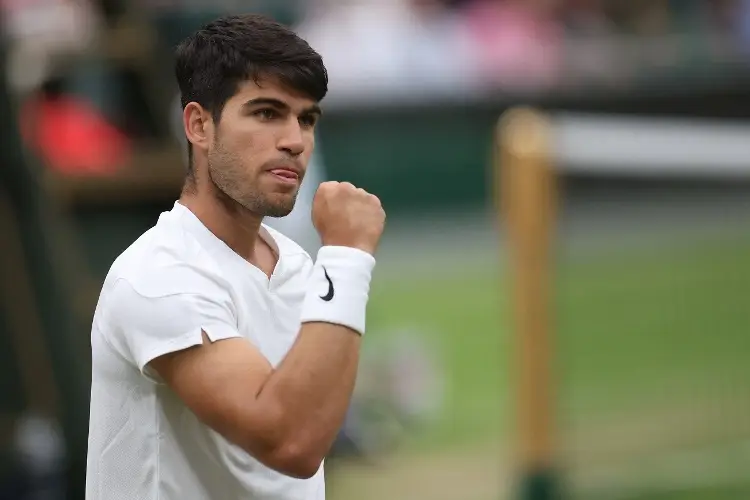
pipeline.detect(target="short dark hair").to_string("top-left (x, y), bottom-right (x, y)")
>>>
top-left (175, 14), bottom-right (328, 167)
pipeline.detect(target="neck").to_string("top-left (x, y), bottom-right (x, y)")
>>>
top-left (179, 183), bottom-right (263, 262)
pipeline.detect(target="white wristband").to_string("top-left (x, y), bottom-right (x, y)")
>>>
top-left (300, 246), bottom-right (376, 335)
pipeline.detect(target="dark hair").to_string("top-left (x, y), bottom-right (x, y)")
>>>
top-left (175, 14), bottom-right (328, 168)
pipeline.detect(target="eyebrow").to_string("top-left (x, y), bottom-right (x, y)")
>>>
top-left (243, 97), bottom-right (322, 117)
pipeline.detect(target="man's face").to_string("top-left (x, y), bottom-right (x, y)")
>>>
top-left (205, 78), bottom-right (320, 217)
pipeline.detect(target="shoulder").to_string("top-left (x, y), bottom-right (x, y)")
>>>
top-left (95, 211), bottom-right (234, 336)
top-left (97, 268), bottom-right (239, 381)
top-left (101, 256), bottom-right (232, 330)
top-left (97, 242), bottom-right (238, 373)
top-left (105, 216), bottom-right (226, 299)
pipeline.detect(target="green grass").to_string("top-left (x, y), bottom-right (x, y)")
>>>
top-left (346, 234), bottom-right (750, 498)
top-left (367, 235), bottom-right (750, 448)
top-left (367, 263), bottom-right (507, 448)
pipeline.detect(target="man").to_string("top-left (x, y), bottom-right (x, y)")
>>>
top-left (85, 14), bottom-right (385, 500)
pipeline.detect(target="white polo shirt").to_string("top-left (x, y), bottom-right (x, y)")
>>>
top-left (85, 202), bottom-right (325, 500)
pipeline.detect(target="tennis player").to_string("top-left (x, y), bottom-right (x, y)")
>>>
top-left (85, 14), bottom-right (385, 500)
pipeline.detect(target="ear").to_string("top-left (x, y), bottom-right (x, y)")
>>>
top-left (183, 102), bottom-right (213, 155)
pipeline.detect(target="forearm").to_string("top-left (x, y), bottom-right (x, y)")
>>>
top-left (250, 246), bottom-right (374, 474)
top-left (257, 322), bottom-right (361, 461)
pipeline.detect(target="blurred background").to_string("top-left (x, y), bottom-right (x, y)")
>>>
top-left (1, 0), bottom-right (750, 499)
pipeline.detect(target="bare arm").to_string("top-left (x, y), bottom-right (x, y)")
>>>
top-left (150, 322), bottom-right (360, 479)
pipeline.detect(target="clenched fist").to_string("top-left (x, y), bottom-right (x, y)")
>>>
top-left (312, 182), bottom-right (385, 255)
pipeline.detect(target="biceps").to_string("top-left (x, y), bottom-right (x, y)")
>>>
top-left (149, 332), bottom-right (275, 447)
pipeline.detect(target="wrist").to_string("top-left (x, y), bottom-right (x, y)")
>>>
top-left (299, 246), bottom-right (376, 335)
top-left (319, 239), bottom-right (377, 256)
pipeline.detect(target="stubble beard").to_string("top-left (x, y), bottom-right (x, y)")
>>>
top-left (207, 141), bottom-right (298, 218)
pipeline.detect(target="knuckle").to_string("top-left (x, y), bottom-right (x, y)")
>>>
top-left (316, 183), bottom-right (334, 195)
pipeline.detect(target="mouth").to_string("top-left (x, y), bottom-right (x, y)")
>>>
top-left (268, 168), bottom-right (300, 184)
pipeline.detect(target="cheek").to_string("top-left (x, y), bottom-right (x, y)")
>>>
top-left (211, 139), bottom-right (249, 176)
top-left (224, 126), bottom-right (255, 151)
top-left (235, 128), bottom-right (278, 158)
top-left (217, 133), bottom-right (258, 166)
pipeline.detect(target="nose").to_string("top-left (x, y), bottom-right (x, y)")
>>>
top-left (277, 119), bottom-right (305, 157)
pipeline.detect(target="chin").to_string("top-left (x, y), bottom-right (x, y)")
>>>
top-left (264, 206), bottom-right (294, 218)
top-left (235, 190), bottom-right (297, 218)
top-left (261, 198), bottom-right (296, 218)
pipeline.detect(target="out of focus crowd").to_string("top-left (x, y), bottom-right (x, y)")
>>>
top-left (295, 0), bottom-right (750, 101)
top-left (2, 0), bottom-right (750, 175)
top-left (4, 0), bottom-right (750, 98)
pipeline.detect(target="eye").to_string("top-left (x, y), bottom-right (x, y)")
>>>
top-left (299, 114), bottom-right (318, 128)
top-left (255, 108), bottom-right (278, 121)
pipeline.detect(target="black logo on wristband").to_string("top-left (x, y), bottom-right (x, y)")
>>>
top-left (320, 267), bottom-right (334, 302)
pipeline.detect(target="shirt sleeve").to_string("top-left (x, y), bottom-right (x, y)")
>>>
top-left (105, 271), bottom-right (241, 382)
